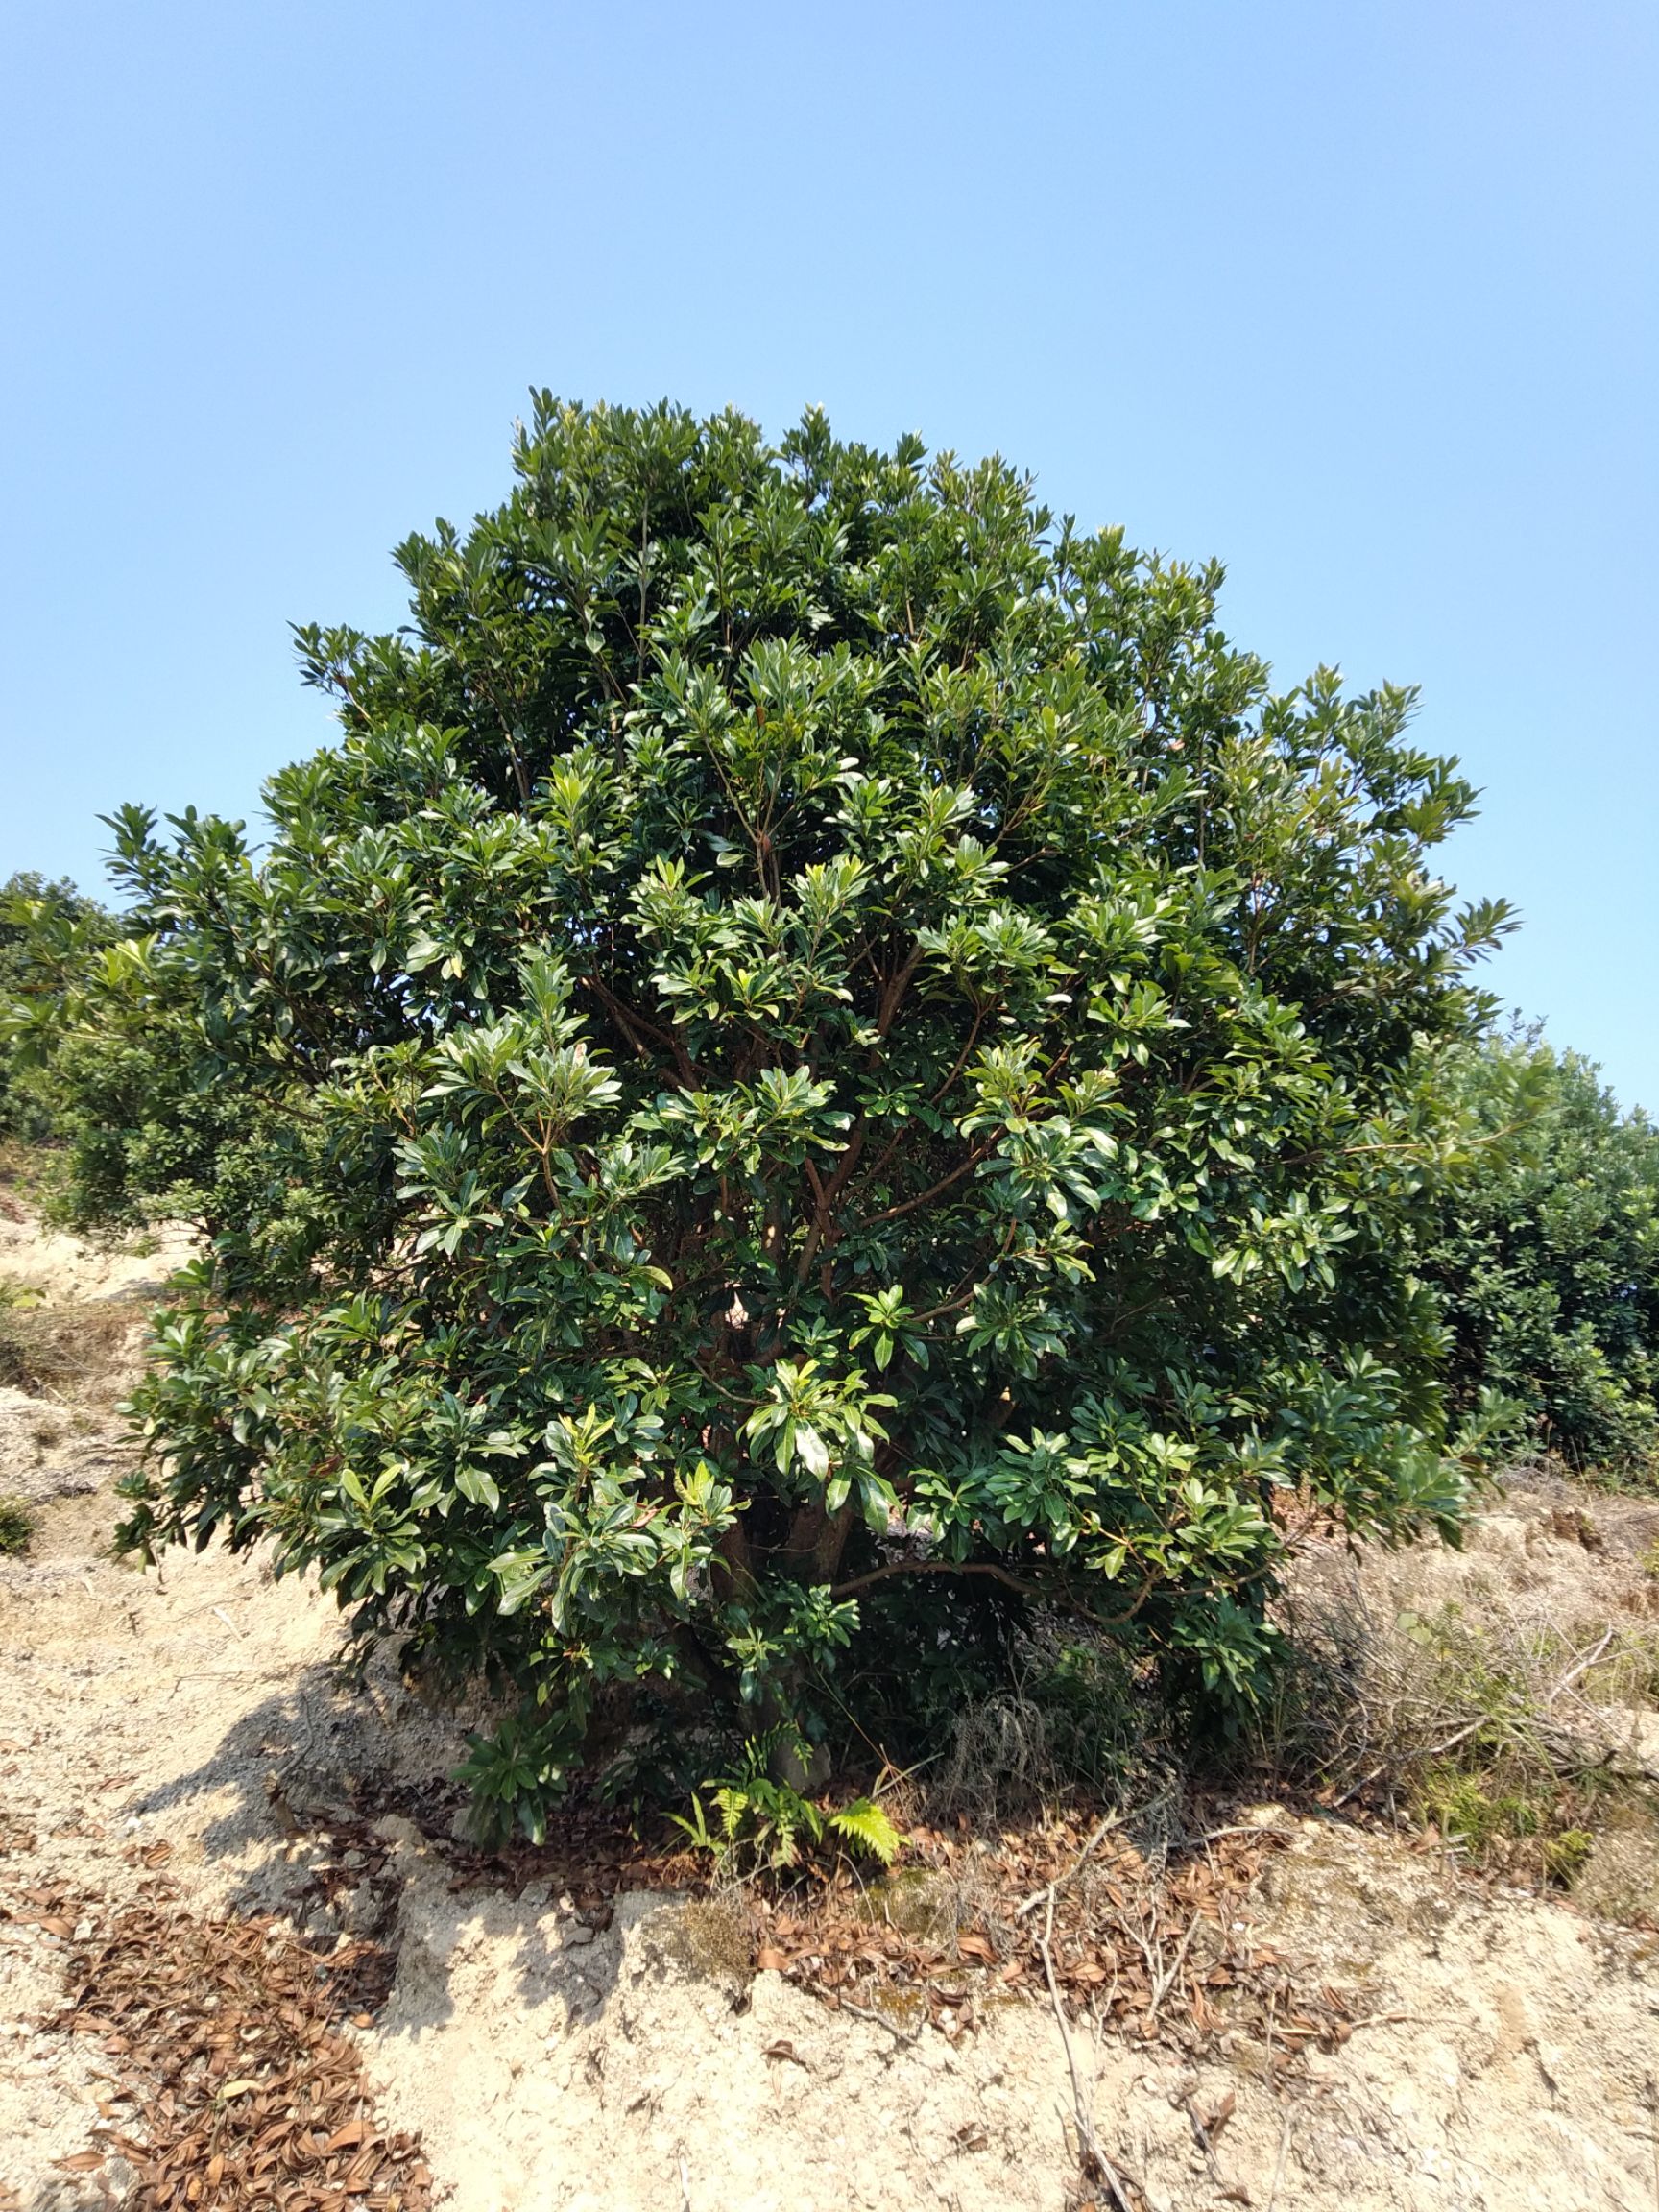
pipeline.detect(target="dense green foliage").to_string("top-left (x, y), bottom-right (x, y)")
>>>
top-left (1420, 1037), bottom-right (1659, 1474)
top-left (32, 400), bottom-right (1517, 1832)
top-left (0, 873), bottom-right (116, 1140)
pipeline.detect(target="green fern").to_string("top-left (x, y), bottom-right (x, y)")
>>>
top-left (671, 1744), bottom-right (904, 1874)
top-left (668, 1793), bottom-right (720, 1854)
top-left (828, 1797), bottom-right (903, 1865)
top-left (713, 1776), bottom-right (825, 1867)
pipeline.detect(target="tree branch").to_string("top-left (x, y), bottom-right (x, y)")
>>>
top-left (830, 1557), bottom-right (1044, 1601)
top-left (859, 1142), bottom-right (994, 1228)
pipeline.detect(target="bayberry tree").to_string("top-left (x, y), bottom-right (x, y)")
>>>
top-left (40, 399), bottom-right (1513, 1832)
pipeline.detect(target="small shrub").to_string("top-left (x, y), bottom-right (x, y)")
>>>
top-left (0, 1495), bottom-right (36, 1555)
top-left (450, 1711), bottom-right (568, 1846)
top-left (1541, 1826), bottom-right (1595, 1886)
top-left (1413, 1763), bottom-right (1543, 1854)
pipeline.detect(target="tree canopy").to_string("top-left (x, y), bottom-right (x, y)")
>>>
top-left (1420, 1036), bottom-right (1659, 1474)
top-left (0, 873), bottom-right (115, 1142)
top-left (35, 399), bottom-right (1517, 1831)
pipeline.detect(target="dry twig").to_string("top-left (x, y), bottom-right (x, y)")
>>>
top-left (1014, 1809), bottom-right (1124, 1920)
top-left (1037, 1893), bottom-right (1139, 2211)
top-left (1265, 2108), bottom-right (1294, 2212)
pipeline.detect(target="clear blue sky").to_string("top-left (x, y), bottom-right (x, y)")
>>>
top-left (3, 2), bottom-right (1654, 1104)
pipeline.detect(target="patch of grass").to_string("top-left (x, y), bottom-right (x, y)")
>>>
top-left (0, 1494), bottom-right (36, 1555)
top-left (0, 1282), bottom-right (134, 1398)
top-left (927, 1622), bottom-right (1155, 1826)
top-left (0, 1138), bottom-right (55, 1205)
top-left (1414, 1763), bottom-right (1543, 1853)
top-left (1257, 1581), bottom-right (1659, 1888)
top-left (0, 1279), bottom-right (40, 1388)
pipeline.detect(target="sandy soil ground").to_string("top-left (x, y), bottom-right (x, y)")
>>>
top-left (5, 1203), bottom-right (1659, 2212)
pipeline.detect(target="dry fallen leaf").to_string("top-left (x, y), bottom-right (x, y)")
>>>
top-left (755, 1945), bottom-right (789, 1972)
top-left (957, 1932), bottom-right (997, 1964)
top-left (763, 2038), bottom-right (810, 2069)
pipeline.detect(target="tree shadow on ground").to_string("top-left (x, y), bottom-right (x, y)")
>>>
top-left (123, 1645), bottom-right (668, 2034)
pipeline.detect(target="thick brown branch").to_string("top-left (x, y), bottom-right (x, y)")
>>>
top-left (581, 971), bottom-right (698, 1086)
top-left (781, 1500), bottom-right (856, 1583)
top-left (877, 945), bottom-right (924, 1037)
top-left (859, 1142), bottom-right (994, 1228)
top-left (830, 1557), bottom-right (1044, 1602)
top-left (830, 1556), bottom-right (1159, 1631)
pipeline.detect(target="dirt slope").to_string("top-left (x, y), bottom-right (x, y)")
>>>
top-left (4, 1204), bottom-right (1659, 2212)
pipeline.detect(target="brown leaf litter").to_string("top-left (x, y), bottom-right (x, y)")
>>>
top-left (403, 1774), bottom-right (1361, 2073)
top-left (46, 1886), bottom-right (431, 2210)
top-left (729, 1806), bottom-right (1358, 2069)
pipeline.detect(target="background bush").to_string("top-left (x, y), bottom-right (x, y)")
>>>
top-left (0, 873), bottom-right (116, 1143)
top-left (1419, 1035), bottom-right (1659, 1475)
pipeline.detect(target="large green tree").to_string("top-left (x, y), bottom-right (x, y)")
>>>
top-left (44, 400), bottom-right (1513, 1830)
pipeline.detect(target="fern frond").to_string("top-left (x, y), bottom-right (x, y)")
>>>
top-left (667, 1793), bottom-right (718, 1855)
top-left (713, 1785), bottom-right (747, 1846)
top-left (828, 1798), bottom-right (903, 1864)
